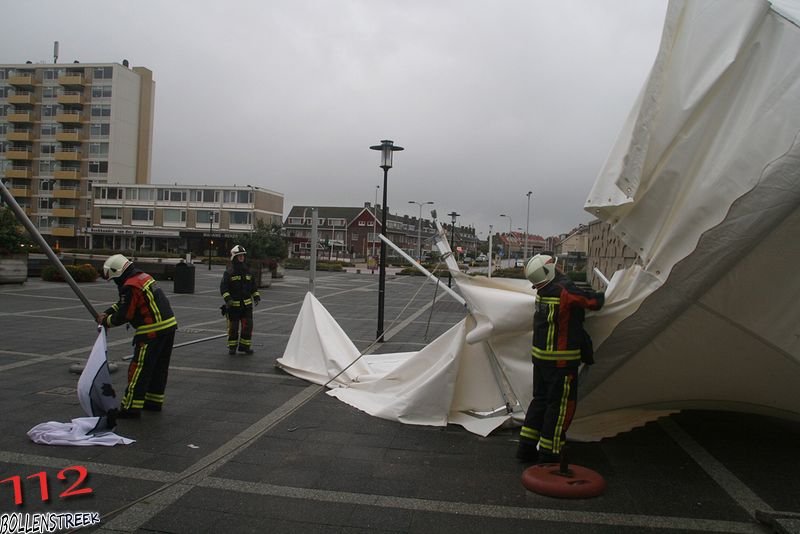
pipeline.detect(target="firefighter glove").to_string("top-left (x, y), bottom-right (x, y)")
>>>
top-left (220, 304), bottom-right (227, 317)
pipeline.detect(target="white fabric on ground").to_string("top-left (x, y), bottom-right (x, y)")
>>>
top-left (28, 418), bottom-right (134, 447)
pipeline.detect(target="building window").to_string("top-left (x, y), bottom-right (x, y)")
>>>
top-left (100, 207), bottom-right (122, 223)
top-left (40, 144), bottom-right (57, 155)
top-left (193, 189), bottom-right (218, 203)
top-left (93, 67), bottom-right (113, 80)
top-left (42, 105), bottom-right (59, 117)
top-left (90, 123), bottom-right (110, 138)
top-left (40, 179), bottom-right (55, 192)
top-left (197, 210), bottom-right (219, 225)
top-left (40, 123), bottom-right (57, 137)
top-left (163, 209), bottom-right (186, 226)
top-left (329, 218), bottom-right (346, 227)
top-left (91, 86), bottom-right (112, 99)
top-left (42, 69), bottom-right (59, 81)
top-left (229, 212), bottom-right (251, 225)
top-left (131, 208), bottom-right (154, 224)
top-left (88, 142), bottom-right (109, 156)
top-left (90, 104), bottom-right (111, 118)
top-left (88, 161), bottom-right (109, 176)
top-left (39, 160), bottom-right (57, 174)
top-left (158, 189), bottom-right (187, 202)
top-left (95, 187), bottom-right (122, 200)
top-left (42, 86), bottom-right (59, 99)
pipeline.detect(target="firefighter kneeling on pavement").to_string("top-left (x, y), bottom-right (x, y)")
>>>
top-left (220, 245), bottom-right (260, 355)
top-left (516, 254), bottom-right (604, 464)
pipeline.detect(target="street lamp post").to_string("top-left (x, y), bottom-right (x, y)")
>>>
top-left (525, 190), bottom-right (532, 260)
top-left (500, 214), bottom-right (513, 267)
top-left (370, 139), bottom-right (404, 342)
top-left (207, 210), bottom-right (214, 271)
top-left (408, 200), bottom-right (433, 260)
top-left (488, 224), bottom-right (493, 278)
top-left (372, 185), bottom-right (379, 258)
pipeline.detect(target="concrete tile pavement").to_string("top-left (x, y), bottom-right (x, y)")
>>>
top-left (0, 266), bottom-right (798, 533)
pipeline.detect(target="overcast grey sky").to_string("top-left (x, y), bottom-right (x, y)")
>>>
top-left (3, 0), bottom-right (668, 238)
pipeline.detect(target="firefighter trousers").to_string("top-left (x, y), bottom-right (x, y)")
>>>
top-left (122, 329), bottom-right (175, 412)
top-left (519, 365), bottom-right (578, 456)
top-left (227, 305), bottom-right (254, 351)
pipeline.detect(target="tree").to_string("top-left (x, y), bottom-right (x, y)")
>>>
top-left (0, 207), bottom-right (32, 256)
top-left (236, 220), bottom-right (287, 261)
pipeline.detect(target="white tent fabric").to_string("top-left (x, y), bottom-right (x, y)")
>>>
top-left (579, 0), bottom-right (800, 429)
top-left (277, 0), bottom-right (800, 440)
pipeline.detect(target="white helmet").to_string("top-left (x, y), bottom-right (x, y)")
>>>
top-left (230, 245), bottom-right (247, 260)
top-left (102, 254), bottom-right (132, 280)
top-left (525, 254), bottom-right (557, 288)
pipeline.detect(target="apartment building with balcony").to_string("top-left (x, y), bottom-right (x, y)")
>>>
top-left (90, 183), bottom-right (284, 256)
top-left (0, 60), bottom-right (154, 247)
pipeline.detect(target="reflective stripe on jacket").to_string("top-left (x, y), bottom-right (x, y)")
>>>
top-left (104, 270), bottom-right (177, 338)
top-left (531, 272), bottom-right (603, 367)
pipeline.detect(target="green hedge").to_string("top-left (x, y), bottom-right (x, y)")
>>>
top-left (41, 263), bottom-right (99, 283)
top-left (284, 258), bottom-right (344, 271)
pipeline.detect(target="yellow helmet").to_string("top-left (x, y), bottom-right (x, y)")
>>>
top-left (102, 254), bottom-right (132, 280)
top-left (525, 254), bottom-right (557, 288)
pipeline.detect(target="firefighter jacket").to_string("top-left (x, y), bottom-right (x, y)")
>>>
top-left (531, 272), bottom-right (604, 368)
top-left (102, 267), bottom-right (178, 339)
top-left (220, 261), bottom-right (260, 309)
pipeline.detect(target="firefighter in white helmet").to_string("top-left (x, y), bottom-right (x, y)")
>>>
top-left (97, 254), bottom-right (178, 418)
top-left (516, 254), bottom-right (604, 464)
top-left (220, 245), bottom-right (260, 355)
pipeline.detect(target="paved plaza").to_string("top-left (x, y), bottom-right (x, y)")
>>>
top-left (0, 266), bottom-right (799, 533)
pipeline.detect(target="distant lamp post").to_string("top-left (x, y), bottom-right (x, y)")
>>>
top-left (500, 213), bottom-right (513, 267)
top-left (370, 139), bottom-right (404, 342)
top-left (408, 200), bottom-right (434, 260)
top-left (207, 211), bottom-right (215, 271)
top-left (524, 191), bottom-right (532, 260)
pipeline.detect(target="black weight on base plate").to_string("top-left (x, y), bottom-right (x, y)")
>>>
top-left (521, 463), bottom-right (606, 498)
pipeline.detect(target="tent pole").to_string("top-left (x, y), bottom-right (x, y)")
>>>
top-left (0, 180), bottom-right (98, 319)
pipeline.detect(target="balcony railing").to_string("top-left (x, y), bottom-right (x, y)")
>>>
top-left (4, 167), bottom-right (33, 179)
top-left (7, 112), bottom-right (32, 123)
top-left (53, 169), bottom-right (81, 180)
top-left (6, 149), bottom-right (33, 160)
top-left (7, 131), bottom-right (33, 142)
top-left (8, 74), bottom-right (35, 86)
top-left (55, 112), bottom-right (82, 124)
top-left (52, 226), bottom-right (76, 237)
top-left (55, 130), bottom-right (82, 142)
top-left (8, 94), bottom-right (34, 105)
top-left (55, 149), bottom-right (82, 161)
top-left (58, 74), bottom-right (84, 86)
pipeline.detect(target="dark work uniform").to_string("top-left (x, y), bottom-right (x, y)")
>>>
top-left (220, 260), bottom-right (260, 353)
top-left (102, 266), bottom-right (177, 413)
top-left (518, 271), bottom-right (604, 462)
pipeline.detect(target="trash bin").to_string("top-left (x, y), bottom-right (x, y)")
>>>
top-left (173, 261), bottom-right (195, 294)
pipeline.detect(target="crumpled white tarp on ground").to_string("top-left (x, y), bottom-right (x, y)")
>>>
top-left (28, 418), bottom-right (134, 447)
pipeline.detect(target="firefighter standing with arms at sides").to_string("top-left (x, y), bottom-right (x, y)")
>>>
top-left (220, 245), bottom-right (260, 355)
top-left (96, 254), bottom-right (178, 419)
top-left (516, 254), bottom-right (604, 463)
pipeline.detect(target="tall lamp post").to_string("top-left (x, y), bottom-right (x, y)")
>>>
top-left (207, 210), bottom-right (215, 271)
top-left (524, 190), bottom-right (532, 260)
top-left (408, 200), bottom-right (434, 260)
top-left (370, 139), bottom-right (404, 342)
top-left (372, 185), bottom-right (380, 258)
top-left (500, 213), bottom-right (513, 267)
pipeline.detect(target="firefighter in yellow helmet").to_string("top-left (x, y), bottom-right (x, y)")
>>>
top-left (516, 254), bottom-right (604, 463)
top-left (220, 245), bottom-right (260, 355)
top-left (96, 254), bottom-right (178, 418)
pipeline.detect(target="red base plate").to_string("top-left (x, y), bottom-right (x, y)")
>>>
top-left (521, 463), bottom-right (606, 499)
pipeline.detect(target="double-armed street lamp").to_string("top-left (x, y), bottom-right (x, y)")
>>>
top-left (500, 213), bottom-right (513, 267)
top-left (370, 139), bottom-right (404, 342)
top-left (408, 200), bottom-right (434, 261)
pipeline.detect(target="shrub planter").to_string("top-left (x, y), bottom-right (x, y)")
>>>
top-left (0, 254), bottom-right (28, 284)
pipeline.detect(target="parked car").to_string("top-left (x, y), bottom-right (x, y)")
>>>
top-left (476, 253), bottom-right (488, 262)
top-left (514, 258), bottom-right (526, 268)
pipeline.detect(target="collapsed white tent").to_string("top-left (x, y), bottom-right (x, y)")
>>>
top-left (580, 0), bottom-right (800, 429)
top-left (278, 0), bottom-right (800, 440)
